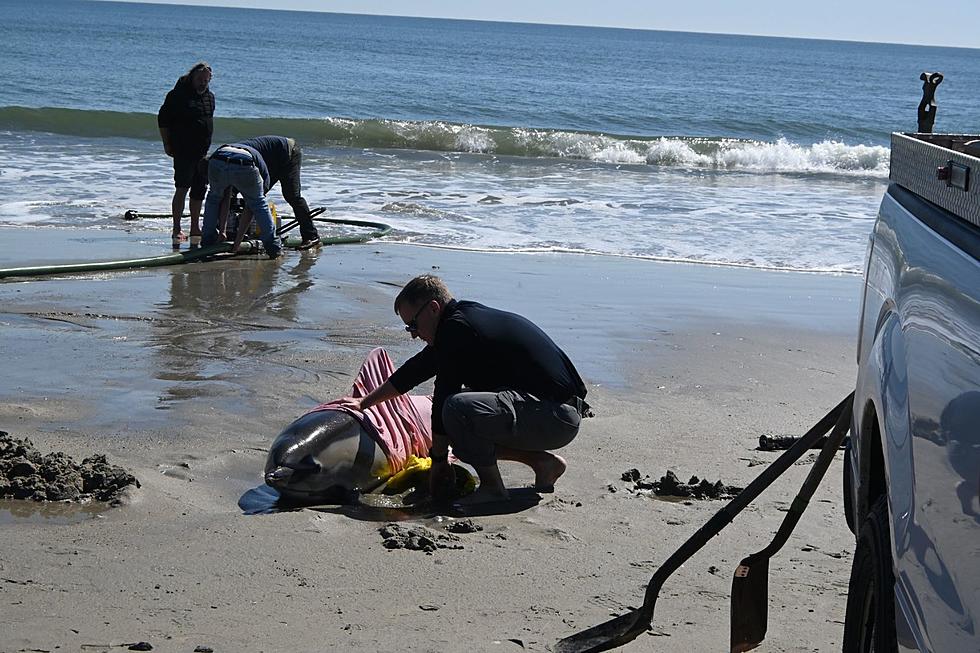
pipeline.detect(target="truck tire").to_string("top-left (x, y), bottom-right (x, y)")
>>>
top-left (842, 495), bottom-right (898, 653)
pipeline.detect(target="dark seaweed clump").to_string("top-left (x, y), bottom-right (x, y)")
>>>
top-left (619, 468), bottom-right (743, 500)
top-left (0, 431), bottom-right (140, 503)
top-left (758, 433), bottom-right (837, 451)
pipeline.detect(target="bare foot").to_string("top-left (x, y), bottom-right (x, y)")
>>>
top-left (533, 453), bottom-right (567, 492)
top-left (453, 485), bottom-right (509, 507)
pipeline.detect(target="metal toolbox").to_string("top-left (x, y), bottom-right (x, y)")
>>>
top-left (890, 132), bottom-right (980, 229)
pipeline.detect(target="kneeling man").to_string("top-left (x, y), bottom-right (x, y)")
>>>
top-left (339, 274), bottom-right (590, 505)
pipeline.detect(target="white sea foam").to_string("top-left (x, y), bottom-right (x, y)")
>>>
top-left (644, 138), bottom-right (711, 166)
top-left (713, 138), bottom-right (889, 174)
top-left (317, 117), bottom-right (890, 176)
top-left (0, 133), bottom-right (886, 273)
top-left (590, 141), bottom-right (646, 165)
top-left (636, 137), bottom-right (890, 175)
top-left (455, 126), bottom-right (495, 153)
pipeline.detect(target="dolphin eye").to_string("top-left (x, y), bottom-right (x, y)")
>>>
top-left (295, 455), bottom-right (322, 472)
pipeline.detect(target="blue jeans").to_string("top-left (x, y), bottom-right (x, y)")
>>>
top-left (201, 156), bottom-right (282, 257)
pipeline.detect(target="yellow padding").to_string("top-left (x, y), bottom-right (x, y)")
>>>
top-left (382, 455), bottom-right (476, 495)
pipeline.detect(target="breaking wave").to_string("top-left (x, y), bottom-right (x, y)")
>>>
top-left (0, 106), bottom-right (889, 176)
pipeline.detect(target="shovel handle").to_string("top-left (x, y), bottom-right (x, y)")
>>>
top-left (554, 394), bottom-right (854, 653)
top-left (728, 393), bottom-right (854, 653)
top-left (753, 393), bottom-right (854, 559)
top-left (232, 209), bottom-right (253, 253)
top-left (722, 393), bottom-right (852, 518)
top-left (637, 393), bottom-right (852, 618)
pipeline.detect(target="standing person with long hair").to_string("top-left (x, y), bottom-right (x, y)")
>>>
top-left (157, 62), bottom-right (214, 249)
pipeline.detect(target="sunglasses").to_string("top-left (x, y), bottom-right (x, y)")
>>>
top-left (404, 302), bottom-right (429, 333)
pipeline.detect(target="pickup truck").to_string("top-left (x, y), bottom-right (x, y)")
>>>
top-left (843, 132), bottom-right (980, 652)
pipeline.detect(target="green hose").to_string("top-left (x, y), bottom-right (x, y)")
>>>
top-left (0, 217), bottom-right (392, 280)
top-left (286, 217), bottom-right (392, 246)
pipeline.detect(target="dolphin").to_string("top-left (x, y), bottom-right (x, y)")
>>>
top-left (264, 409), bottom-right (391, 503)
top-left (264, 347), bottom-right (434, 504)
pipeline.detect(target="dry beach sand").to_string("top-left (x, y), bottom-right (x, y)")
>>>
top-left (1, 227), bottom-right (860, 652)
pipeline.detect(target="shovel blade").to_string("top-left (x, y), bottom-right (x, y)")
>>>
top-left (554, 609), bottom-right (653, 653)
top-left (730, 555), bottom-right (770, 653)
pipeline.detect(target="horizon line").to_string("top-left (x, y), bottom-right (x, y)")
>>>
top-left (87, 0), bottom-right (979, 51)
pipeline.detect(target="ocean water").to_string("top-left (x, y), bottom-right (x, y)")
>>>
top-left (2, 0), bottom-right (980, 273)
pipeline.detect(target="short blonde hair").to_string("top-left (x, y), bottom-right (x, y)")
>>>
top-left (394, 275), bottom-right (453, 313)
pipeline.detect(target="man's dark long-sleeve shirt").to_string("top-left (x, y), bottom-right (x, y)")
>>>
top-left (157, 78), bottom-right (215, 158)
top-left (238, 136), bottom-right (292, 193)
top-left (388, 300), bottom-right (587, 435)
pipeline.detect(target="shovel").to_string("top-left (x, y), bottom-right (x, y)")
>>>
top-left (231, 208), bottom-right (254, 254)
top-left (554, 393), bottom-right (853, 653)
top-left (729, 392), bottom-right (853, 652)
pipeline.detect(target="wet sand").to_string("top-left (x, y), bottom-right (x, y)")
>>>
top-left (0, 226), bottom-right (860, 652)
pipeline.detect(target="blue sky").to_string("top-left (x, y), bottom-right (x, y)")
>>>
top-left (109, 0), bottom-right (979, 49)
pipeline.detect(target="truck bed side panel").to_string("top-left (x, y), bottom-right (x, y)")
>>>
top-left (855, 182), bottom-right (980, 652)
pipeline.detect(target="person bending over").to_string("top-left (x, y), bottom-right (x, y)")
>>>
top-left (339, 275), bottom-right (591, 506)
top-left (200, 142), bottom-right (282, 259)
top-left (231, 135), bottom-right (321, 250)
top-left (157, 62), bottom-right (214, 249)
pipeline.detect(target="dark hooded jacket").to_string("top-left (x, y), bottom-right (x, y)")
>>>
top-left (157, 76), bottom-right (215, 158)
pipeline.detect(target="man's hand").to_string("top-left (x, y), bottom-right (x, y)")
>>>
top-left (159, 128), bottom-right (174, 157)
top-left (429, 459), bottom-right (456, 503)
top-left (337, 380), bottom-right (399, 414)
top-left (336, 396), bottom-right (365, 411)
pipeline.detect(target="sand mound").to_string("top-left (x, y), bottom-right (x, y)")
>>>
top-left (379, 523), bottom-right (464, 553)
top-left (0, 431), bottom-right (139, 503)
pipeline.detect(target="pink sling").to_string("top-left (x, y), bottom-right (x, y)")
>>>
top-left (307, 348), bottom-right (432, 474)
